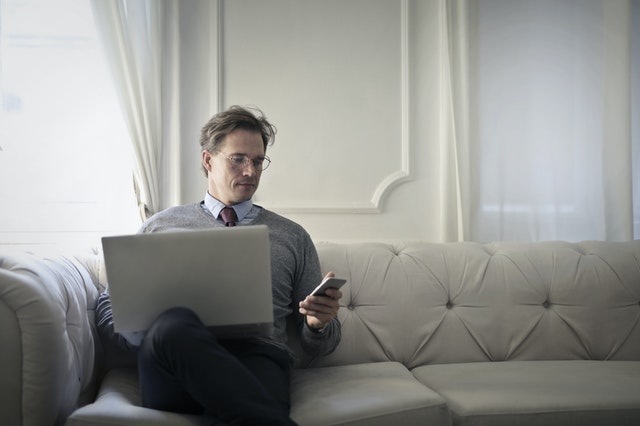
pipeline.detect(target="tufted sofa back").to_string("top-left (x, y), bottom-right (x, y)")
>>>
top-left (300, 241), bottom-right (640, 369)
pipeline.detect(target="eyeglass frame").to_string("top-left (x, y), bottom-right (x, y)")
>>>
top-left (213, 150), bottom-right (271, 172)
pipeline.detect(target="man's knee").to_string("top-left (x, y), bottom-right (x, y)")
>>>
top-left (141, 307), bottom-right (205, 356)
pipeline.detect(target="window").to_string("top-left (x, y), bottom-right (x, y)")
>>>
top-left (0, 0), bottom-right (139, 248)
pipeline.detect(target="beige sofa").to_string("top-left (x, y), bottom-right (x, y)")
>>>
top-left (2, 240), bottom-right (640, 426)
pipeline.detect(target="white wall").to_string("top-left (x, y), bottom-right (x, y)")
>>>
top-left (178, 0), bottom-right (448, 243)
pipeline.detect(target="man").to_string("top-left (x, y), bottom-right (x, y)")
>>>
top-left (97, 106), bottom-right (342, 425)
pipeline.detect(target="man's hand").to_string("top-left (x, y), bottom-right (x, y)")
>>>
top-left (299, 272), bottom-right (343, 331)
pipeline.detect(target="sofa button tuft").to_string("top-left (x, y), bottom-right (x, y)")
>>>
top-left (542, 301), bottom-right (551, 309)
top-left (446, 301), bottom-right (453, 309)
top-left (348, 304), bottom-right (356, 310)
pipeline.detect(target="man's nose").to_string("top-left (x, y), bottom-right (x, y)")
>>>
top-left (242, 161), bottom-right (257, 176)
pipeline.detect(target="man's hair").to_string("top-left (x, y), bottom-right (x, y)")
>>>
top-left (200, 105), bottom-right (276, 176)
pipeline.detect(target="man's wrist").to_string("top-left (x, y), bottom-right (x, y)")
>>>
top-left (306, 317), bottom-right (328, 334)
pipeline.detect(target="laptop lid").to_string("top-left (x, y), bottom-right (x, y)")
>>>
top-left (101, 225), bottom-right (273, 338)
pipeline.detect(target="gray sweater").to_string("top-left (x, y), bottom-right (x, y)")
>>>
top-left (97, 202), bottom-right (340, 364)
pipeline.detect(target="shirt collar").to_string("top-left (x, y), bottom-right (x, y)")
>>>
top-left (204, 192), bottom-right (253, 222)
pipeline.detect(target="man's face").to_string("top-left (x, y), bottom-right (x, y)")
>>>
top-left (202, 129), bottom-right (265, 206)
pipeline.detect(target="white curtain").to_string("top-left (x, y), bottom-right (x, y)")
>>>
top-left (91, 0), bottom-right (174, 219)
top-left (633, 0), bottom-right (640, 239)
top-left (441, 0), bottom-right (471, 242)
top-left (445, 0), bottom-right (637, 242)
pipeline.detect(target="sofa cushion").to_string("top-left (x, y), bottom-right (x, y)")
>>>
top-left (290, 361), bottom-right (451, 426)
top-left (66, 368), bottom-right (202, 426)
top-left (412, 360), bottom-right (640, 426)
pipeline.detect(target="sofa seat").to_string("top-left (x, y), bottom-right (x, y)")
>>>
top-left (412, 360), bottom-right (640, 426)
top-left (66, 368), bottom-right (201, 426)
top-left (290, 361), bottom-right (450, 426)
top-left (68, 361), bottom-right (451, 426)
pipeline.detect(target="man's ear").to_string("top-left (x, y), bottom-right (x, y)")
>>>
top-left (202, 150), bottom-right (213, 173)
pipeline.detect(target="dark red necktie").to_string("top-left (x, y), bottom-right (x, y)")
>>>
top-left (220, 207), bottom-right (238, 227)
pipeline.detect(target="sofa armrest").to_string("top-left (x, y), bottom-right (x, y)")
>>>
top-left (0, 251), bottom-right (101, 426)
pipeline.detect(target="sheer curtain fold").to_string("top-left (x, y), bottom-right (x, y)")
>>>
top-left (445, 0), bottom-right (637, 242)
top-left (633, 0), bottom-right (640, 239)
top-left (602, 1), bottom-right (633, 239)
top-left (441, 0), bottom-right (470, 242)
top-left (91, 0), bottom-right (166, 219)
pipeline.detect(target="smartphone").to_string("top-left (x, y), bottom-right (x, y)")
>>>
top-left (309, 277), bottom-right (347, 297)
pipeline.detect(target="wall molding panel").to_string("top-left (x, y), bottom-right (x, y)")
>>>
top-left (217, 0), bottom-right (413, 214)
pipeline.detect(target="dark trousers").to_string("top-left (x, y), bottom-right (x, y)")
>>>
top-left (137, 307), bottom-right (297, 425)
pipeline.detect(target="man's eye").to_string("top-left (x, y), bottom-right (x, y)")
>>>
top-left (229, 156), bottom-right (246, 165)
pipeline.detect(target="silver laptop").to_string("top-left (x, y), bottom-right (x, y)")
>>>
top-left (101, 225), bottom-right (273, 338)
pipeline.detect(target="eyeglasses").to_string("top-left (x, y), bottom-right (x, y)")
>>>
top-left (214, 150), bottom-right (271, 171)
